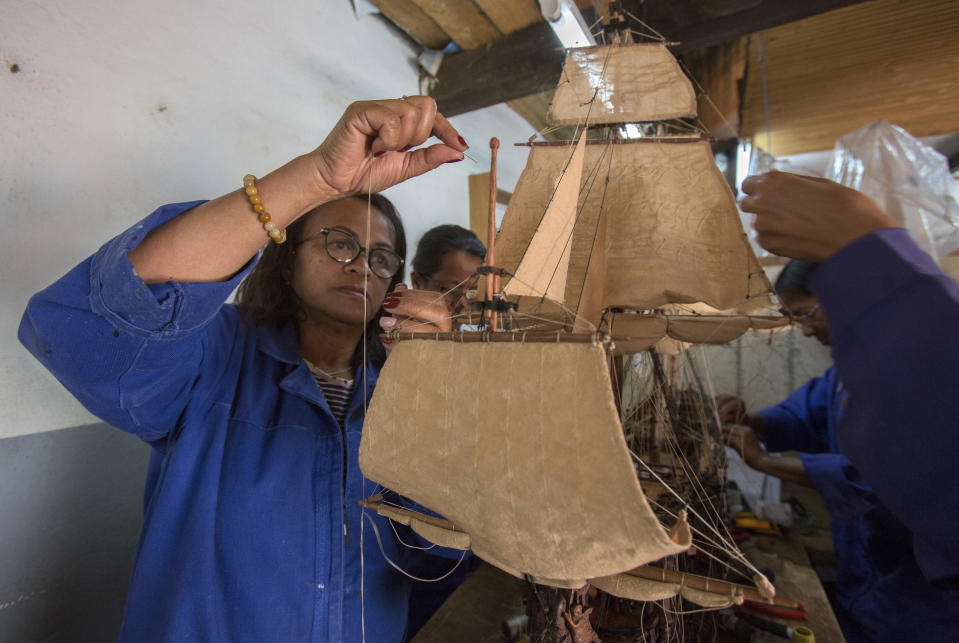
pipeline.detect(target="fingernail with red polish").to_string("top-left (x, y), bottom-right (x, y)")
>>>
top-left (457, 136), bottom-right (468, 149)
top-left (382, 299), bottom-right (400, 309)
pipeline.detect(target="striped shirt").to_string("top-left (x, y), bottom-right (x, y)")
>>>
top-left (314, 377), bottom-right (352, 426)
top-left (304, 360), bottom-right (354, 427)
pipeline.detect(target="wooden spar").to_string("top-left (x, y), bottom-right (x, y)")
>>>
top-left (379, 331), bottom-right (605, 343)
top-left (515, 135), bottom-right (706, 147)
top-left (625, 565), bottom-right (801, 610)
top-left (359, 496), bottom-right (469, 533)
top-left (359, 497), bottom-right (790, 607)
top-left (487, 137), bottom-right (500, 331)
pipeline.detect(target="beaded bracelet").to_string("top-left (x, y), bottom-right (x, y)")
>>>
top-left (243, 174), bottom-right (287, 244)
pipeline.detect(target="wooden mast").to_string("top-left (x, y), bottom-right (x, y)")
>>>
top-left (486, 137), bottom-right (500, 331)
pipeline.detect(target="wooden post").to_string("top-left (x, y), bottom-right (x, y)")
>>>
top-left (487, 137), bottom-right (500, 331)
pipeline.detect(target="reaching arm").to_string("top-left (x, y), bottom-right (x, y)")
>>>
top-left (20, 97), bottom-right (467, 438)
top-left (741, 171), bottom-right (959, 575)
top-left (813, 228), bottom-right (959, 578)
top-left (721, 423), bottom-right (813, 487)
top-left (129, 97), bottom-right (467, 284)
top-left (717, 370), bottom-right (834, 455)
top-left (722, 424), bottom-right (879, 521)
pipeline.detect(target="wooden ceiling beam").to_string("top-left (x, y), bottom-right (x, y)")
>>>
top-left (428, 0), bottom-right (866, 117)
top-left (472, 0), bottom-right (543, 35)
top-left (429, 20), bottom-right (565, 117)
top-left (368, 0), bottom-right (451, 50)
top-left (667, 0), bottom-right (870, 52)
top-left (410, 0), bottom-right (502, 50)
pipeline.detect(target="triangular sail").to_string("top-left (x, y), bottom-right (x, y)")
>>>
top-left (359, 341), bottom-right (691, 586)
top-left (548, 44), bottom-right (697, 126)
top-left (503, 131), bottom-right (587, 304)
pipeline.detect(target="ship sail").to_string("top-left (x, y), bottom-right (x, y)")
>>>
top-left (502, 131), bottom-right (587, 304)
top-left (549, 44), bottom-right (697, 125)
top-left (500, 140), bottom-right (774, 316)
top-left (359, 37), bottom-right (781, 614)
top-left (359, 340), bottom-right (691, 587)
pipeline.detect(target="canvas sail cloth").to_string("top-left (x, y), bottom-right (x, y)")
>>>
top-left (496, 139), bottom-right (777, 349)
top-left (359, 340), bottom-right (692, 587)
top-left (503, 131), bottom-right (587, 304)
top-left (549, 44), bottom-right (697, 126)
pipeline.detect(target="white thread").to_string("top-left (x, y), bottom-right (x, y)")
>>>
top-left (363, 513), bottom-right (468, 583)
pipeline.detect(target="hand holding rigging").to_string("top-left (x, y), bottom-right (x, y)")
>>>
top-left (311, 96), bottom-right (467, 199)
top-left (715, 394), bottom-right (748, 425)
top-left (721, 423), bottom-right (767, 469)
top-left (739, 170), bottom-right (901, 262)
top-left (128, 96), bottom-right (466, 285)
top-left (378, 285), bottom-right (453, 355)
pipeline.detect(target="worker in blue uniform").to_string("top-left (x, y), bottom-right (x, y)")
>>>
top-left (723, 170), bottom-right (959, 640)
top-left (19, 97), bottom-right (469, 642)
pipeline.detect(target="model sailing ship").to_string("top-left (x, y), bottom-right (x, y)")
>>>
top-left (359, 29), bottom-right (796, 642)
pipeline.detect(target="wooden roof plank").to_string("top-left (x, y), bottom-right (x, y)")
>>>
top-left (368, 0), bottom-right (451, 50)
top-left (472, 0), bottom-right (543, 34)
top-left (741, 0), bottom-right (959, 155)
top-left (410, 0), bottom-right (503, 50)
top-left (425, 0), bottom-right (861, 116)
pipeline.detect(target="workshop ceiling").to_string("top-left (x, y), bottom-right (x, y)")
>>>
top-left (370, 0), bottom-right (959, 155)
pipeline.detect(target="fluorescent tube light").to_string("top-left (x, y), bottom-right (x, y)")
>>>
top-left (540, 0), bottom-right (596, 49)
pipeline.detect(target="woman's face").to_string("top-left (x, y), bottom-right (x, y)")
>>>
top-left (289, 198), bottom-right (397, 328)
top-left (781, 294), bottom-right (831, 346)
top-left (413, 249), bottom-right (483, 314)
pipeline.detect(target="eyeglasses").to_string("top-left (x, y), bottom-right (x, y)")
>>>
top-left (300, 228), bottom-right (404, 279)
top-left (780, 303), bottom-right (821, 326)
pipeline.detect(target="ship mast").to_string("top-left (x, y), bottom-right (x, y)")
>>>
top-left (486, 137), bottom-right (500, 331)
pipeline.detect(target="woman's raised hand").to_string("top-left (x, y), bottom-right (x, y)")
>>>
top-left (310, 97), bottom-right (468, 200)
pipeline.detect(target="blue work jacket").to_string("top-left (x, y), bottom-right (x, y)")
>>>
top-left (19, 202), bottom-right (414, 642)
top-left (760, 366), bottom-right (959, 641)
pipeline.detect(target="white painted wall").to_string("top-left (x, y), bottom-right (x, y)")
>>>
top-left (1, 0), bottom-right (534, 439)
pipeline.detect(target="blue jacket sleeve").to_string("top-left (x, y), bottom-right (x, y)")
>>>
top-left (798, 452), bottom-right (878, 522)
top-left (757, 372), bottom-right (833, 454)
top-left (811, 227), bottom-right (959, 580)
top-left (18, 201), bottom-right (255, 441)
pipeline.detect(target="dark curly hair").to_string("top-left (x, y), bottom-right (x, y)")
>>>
top-left (235, 193), bottom-right (406, 367)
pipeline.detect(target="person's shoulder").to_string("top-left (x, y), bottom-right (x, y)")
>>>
top-left (205, 304), bottom-right (256, 346)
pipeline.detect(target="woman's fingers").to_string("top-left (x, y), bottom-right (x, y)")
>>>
top-left (403, 96), bottom-right (442, 149)
top-left (383, 288), bottom-right (453, 333)
top-left (365, 100), bottom-right (419, 157)
top-left (312, 97), bottom-right (468, 199)
top-left (400, 143), bottom-right (464, 181)
top-left (365, 96), bottom-right (466, 158)
top-left (430, 107), bottom-right (468, 152)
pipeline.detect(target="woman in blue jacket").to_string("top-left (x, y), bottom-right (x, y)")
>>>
top-left (19, 97), bottom-right (468, 642)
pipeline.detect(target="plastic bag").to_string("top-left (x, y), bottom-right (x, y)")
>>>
top-left (826, 120), bottom-right (959, 260)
